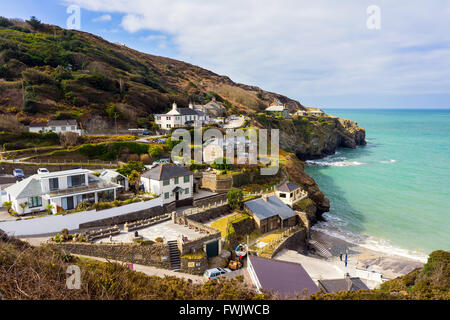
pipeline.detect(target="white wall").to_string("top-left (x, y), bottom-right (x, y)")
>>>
top-left (0, 197), bottom-right (164, 236)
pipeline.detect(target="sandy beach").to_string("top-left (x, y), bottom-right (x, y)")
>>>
top-left (274, 229), bottom-right (426, 289)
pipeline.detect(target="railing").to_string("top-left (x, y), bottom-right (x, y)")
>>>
top-left (251, 226), bottom-right (302, 258)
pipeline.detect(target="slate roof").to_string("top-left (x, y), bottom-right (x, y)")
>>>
top-left (29, 120), bottom-right (78, 127)
top-left (317, 278), bottom-right (369, 293)
top-left (276, 182), bottom-right (300, 193)
top-left (248, 255), bottom-right (319, 298)
top-left (245, 195), bottom-right (297, 220)
top-left (141, 164), bottom-right (193, 181)
top-left (176, 108), bottom-right (199, 116)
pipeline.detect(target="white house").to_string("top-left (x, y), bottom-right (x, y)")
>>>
top-left (306, 108), bottom-right (325, 116)
top-left (275, 182), bottom-right (308, 207)
top-left (154, 103), bottom-right (210, 130)
top-left (265, 104), bottom-right (290, 118)
top-left (4, 169), bottom-right (122, 215)
top-left (29, 120), bottom-right (82, 135)
top-left (140, 164), bottom-right (194, 207)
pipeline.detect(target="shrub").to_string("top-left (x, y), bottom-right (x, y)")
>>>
top-left (211, 157), bottom-right (233, 171)
top-left (227, 188), bottom-right (244, 211)
top-left (148, 145), bottom-right (164, 158)
top-left (117, 161), bottom-right (145, 177)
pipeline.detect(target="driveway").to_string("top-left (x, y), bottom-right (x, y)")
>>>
top-left (0, 207), bottom-right (16, 222)
top-left (223, 116), bottom-right (245, 129)
top-left (75, 254), bottom-right (205, 283)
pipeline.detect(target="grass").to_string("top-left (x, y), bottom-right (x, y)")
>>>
top-left (210, 212), bottom-right (250, 238)
top-left (182, 251), bottom-right (206, 260)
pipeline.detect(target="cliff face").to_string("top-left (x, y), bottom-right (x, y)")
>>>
top-left (259, 115), bottom-right (366, 160)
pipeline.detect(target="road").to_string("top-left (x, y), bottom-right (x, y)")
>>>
top-left (74, 254), bottom-right (206, 283)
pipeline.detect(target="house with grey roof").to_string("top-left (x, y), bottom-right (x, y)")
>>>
top-left (244, 195), bottom-right (298, 233)
top-left (154, 102), bottom-right (210, 130)
top-left (194, 97), bottom-right (226, 117)
top-left (275, 182), bottom-right (308, 207)
top-left (29, 119), bottom-right (82, 135)
top-left (3, 169), bottom-right (122, 215)
top-left (140, 164), bottom-right (194, 207)
top-left (317, 276), bottom-right (370, 293)
top-left (247, 255), bottom-right (319, 299)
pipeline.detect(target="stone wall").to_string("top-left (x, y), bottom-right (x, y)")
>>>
top-left (51, 242), bottom-right (171, 269)
top-left (270, 228), bottom-right (307, 258)
top-left (193, 192), bottom-right (228, 208)
top-left (201, 173), bottom-right (233, 192)
top-left (186, 206), bottom-right (230, 224)
top-left (180, 255), bottom-right (208, 275)
top-left (78, 205), bottom-right (167, 229)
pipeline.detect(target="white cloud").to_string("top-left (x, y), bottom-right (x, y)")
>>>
top-left (66, 0), bottom-right (450, 101)
top-left (92, 14), bottom-right (112, 22)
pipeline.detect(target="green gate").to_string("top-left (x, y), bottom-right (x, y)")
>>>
top-left (206, 240), bottom-right (219, 258)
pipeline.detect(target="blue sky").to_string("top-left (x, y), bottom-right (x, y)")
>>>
top-left (1, 0), bottom-right (450, 109)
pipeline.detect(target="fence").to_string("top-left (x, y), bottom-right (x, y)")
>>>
top-left (243, 186), bottom-right (275, 197)
top-left (8, 159), bottom-right (119, 167)
top-left (252, 226), bottom-right (303, 257)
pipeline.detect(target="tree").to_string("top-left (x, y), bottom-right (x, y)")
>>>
top-left (227, 188), bottom-right (244, 211)
top-left (26, 16), bottom-right (43, 29)
top-left (148, 145), bottom-right (164, 158)
top-left (128, 170), bottom-right (141, 194)
top-left (60, 132), bottom-right (80, 147)
top-left (117, 161), bottom-right (145, 177)
top-left (3, 201), bottom-right (13, 212)
top-left (19, 202), bottom-right (28, 215)
top-left (211, 157), bottom-right (233, 171)
top-left (45, 204), bottom-right (54, 215)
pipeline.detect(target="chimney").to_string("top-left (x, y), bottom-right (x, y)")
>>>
top-left (172, 102), bottom-right (177, 111)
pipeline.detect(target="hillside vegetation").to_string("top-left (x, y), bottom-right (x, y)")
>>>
top-left (0, 16), bottom-right (304, 130)
top-left (0, 233), bottom-right (448, 300)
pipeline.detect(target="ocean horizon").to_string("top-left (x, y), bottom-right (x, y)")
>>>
top-left (305, 108), bottom-right (450, 262)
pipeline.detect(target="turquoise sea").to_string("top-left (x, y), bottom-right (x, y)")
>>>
top-left (305, 109), bottom-right (450, 261)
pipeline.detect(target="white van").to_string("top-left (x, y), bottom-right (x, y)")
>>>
top-left (203, 268), bottom-right (231, 281)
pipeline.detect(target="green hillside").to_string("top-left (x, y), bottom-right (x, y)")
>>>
top-left (0, 16), bottom-right (304, 130)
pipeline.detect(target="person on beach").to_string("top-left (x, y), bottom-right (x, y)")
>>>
top-left (340, 253), bottom-right (343, 261)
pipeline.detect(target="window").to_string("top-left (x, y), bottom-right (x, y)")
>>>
top-left (28, 196), bottom-right (42, 208)
top-left (185, 188), bottom-right (190, 195)
top-left (174, 177), bottom-right (179, 184)
top-left (157, 116), bottom-right (161, 120)
top-left (176, 116), bottom-right (180, 120)
top-left (279, 193), bottom-right (286, 198)
top-left (49, 178), bottom-right (59, 191)
top-left (166, 124), bottom-right (171, 128)
top-left (184, 175), bottom-right (190, 183)
top-left (290, 192), bottom-right (293, 198)
top-left (163, 179), bottom-right (170, 186)
top-left (68, 174), bottom-right (86, 188)
top-left (164, 192), bottom-right (170, 199)
top-left (61, 126), bottom-right (66, 131)
top-left (166, 117), bottom-right (171, 120)
top-left (51, 127), bottom-right (56, 131)
top-left (71, 126), bottom-right (76, 130)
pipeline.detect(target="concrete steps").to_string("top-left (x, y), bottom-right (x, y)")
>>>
top-left (168, 240), bottom-right (181, 271)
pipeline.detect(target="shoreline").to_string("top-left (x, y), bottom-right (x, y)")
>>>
top-left (310, 229), bottom-right (426, 280)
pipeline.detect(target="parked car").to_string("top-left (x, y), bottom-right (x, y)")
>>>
top-left (203, 268), bottom-right (232, 281)
top-left (173, 161), bottom-right (184, 167)
top-left (142, 130), bottom-right (151, 135)
top-left (152, 158), bottom-right (170, 166)
top-left (13, 168), bottom-right (24, 178)
top-left (37, 168), bottom-right (49, 174)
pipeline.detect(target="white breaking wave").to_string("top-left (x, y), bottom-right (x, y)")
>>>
top-left (312, 215), bottom-right (428, 263)
top-left (380, 159), bottom-right (397, 164)
top-left (306, 160), bottom-right (365, 167)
